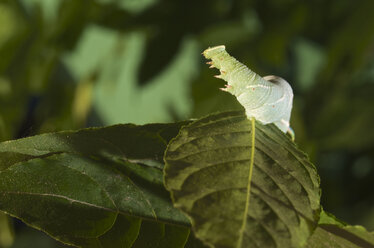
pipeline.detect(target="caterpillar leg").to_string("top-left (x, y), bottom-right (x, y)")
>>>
top-left (219, 84), bottom-right (232, 92)
top-left (287, 126), bottom-right (295, 141)
top-left (278, 119), bottom-right (295, 141)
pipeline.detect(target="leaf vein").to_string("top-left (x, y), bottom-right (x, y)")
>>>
top-left (3, 191), bottom-right (117, 212)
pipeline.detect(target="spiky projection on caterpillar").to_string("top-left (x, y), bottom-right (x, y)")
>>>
top-left (203, 45), bottom-right (294, 139)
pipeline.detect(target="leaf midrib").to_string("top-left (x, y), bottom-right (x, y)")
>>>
top-left (236, 118), bottom-right (256, 248)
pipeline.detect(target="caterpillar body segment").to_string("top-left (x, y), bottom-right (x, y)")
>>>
top-left (203, 45), bottom-right (294, 136)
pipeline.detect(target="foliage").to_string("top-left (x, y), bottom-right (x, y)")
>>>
top-left (0, 122), bottom-right (191, 247)
top-left (164, 111), bottom-right (320, 247)
top-left (0, 112), bottom-right (374, 247)
top-left (1, 0), bottom-right (374, 247)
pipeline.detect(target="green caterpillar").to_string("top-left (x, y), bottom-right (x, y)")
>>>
top-left (203, 45), bottom-right (294, 139)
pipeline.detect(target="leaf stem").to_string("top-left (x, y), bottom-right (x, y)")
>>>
top-left (237, 117), bottom-right (256, 248)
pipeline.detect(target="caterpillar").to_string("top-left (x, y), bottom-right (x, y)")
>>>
top-left (203, 45), bottom-right (294, 139)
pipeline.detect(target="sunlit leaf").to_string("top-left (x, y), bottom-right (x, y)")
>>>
top-left (164, 111), bottom-right (320, 248)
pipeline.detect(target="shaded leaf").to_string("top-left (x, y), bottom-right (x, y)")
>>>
top-left (0, 212), bottom-right (14, 248)
top-left (127, 0), bottom-right (232, 85)
top-left (138, 32), bottom-right (182, 86)
top-left (164, 111), bottom-right (320, 248)
top-left (132, 220), bottom-right (189, 248)
top-left (0, 154), bottom-right (117, 246)
top-left (0, 153), bottom-right (188, 247)
top-left (184, 232), bottom-right (210, 248)
top-left (67, 215), bottom-right (141, 248)
top-left (0, 122), bottom-right (190, 247)
top-left (98, 215), bottom-right (141, 248)
top-left (306, 211), bottom-right (374, 248)
top-left (0, 121), bottom-right (189, 169)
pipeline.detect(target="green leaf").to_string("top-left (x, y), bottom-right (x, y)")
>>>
top-left (63, 25), bottom-right (198, 126)
top-left (164, 111), bottom-right (321, 248)
top-left (65, 215), bottom-right (141, 248)
top-left (0, 122), bottom-right (190, 247)
top-left (306, 211), bottom-right (374, 248)
top-left (0, 121), bottom-right (189, 169)
top-left (184, 232), bottom-right (210, 248)
top-left (132, 220), bottom-right (190, 248)
top-left (0, 212), bottom-right (13, 248)
top-left (0, 154), bottom-right (117, 246)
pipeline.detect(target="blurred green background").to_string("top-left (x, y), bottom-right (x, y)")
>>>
top-left (1, 0), bottom-right (374, 247)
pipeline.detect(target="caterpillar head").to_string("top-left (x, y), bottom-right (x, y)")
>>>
top-left (202, 45), bottom-right (235, 72)
top-left (202, 45), bottom-right (226, 60)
